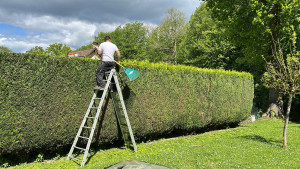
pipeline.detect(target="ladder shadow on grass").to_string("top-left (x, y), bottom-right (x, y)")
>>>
top-left (239, 135), bottom-right (281, 147)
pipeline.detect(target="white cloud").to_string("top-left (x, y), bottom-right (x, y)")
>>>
top-left (1, 14), bottom-right (119, 52)
top-left (0, 0), bottom-right (201, 52)
top-left (0, 34), bottom-right (8, 42)
top-left (0, 36), bottom-right (47, 53)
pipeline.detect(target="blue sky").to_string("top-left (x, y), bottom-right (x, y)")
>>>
top-left (0, 23), bottom-right (26, 36)
top-left (0, 0), bottom-right (201, 53)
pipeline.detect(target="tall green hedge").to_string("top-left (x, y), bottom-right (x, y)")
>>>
top-left (0, 53), bottom-right (254, 156)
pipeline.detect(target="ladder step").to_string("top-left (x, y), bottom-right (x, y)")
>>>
top-left (74, 146), bottom-right (86, 151)
top-left (83, 126), bottom-right (91, 129)
top-left (86, 117), bottom-right (95, 119)
top-left (69, 156), bottom-right (83, 162)
top-left (78, 136), bottom-right (89, 140)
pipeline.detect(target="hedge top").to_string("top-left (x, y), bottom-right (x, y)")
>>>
top-left (122, 60), bottom-right (253, 78)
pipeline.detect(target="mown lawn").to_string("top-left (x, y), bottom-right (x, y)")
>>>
top-left (5, 118), bottom-right (300, 169)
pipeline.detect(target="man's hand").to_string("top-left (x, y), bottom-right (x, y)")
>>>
top-left (116, 50), bottom-right (121, 64)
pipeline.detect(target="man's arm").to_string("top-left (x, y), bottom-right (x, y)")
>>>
top-left (116, 50), bottom-right (121, 63)
top-left (97, 50), bottom-right (103, 56)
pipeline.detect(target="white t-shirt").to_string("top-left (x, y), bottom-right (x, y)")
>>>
top-left (98, 42), bottom-right (119, 62)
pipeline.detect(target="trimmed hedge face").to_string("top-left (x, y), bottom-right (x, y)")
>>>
top-left (0, 53), bottom-right (254, 156)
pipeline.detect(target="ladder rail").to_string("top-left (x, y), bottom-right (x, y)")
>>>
top-left (110, 92), bottom-right (127, 145)
top-left (67, 91), bottom-right (98, 160)
top-left (80, 69), bottom-right (115, 167)
top-left (113, 73), bottom-right (137, 152)
top-left (108, 71), bottom-right (129, 146)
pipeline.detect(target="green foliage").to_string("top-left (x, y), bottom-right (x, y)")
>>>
top-left (146, 28), bottom-right (170, 62)
top-left (205, 0), bottom-right (300, 77)
top-left (157, 8), bottom-right (187, 64)
top-left (26, 43), bottom-right (72, 57)
top-left (262, 37), bottom-right (299, 148)
top-left (94, 31), bottom-right (108, 45)
top-left (178, 3), bottom-right (241, 70)
top-left (0, 53), bottom-right (96, 156)
top-left (0, 53), bottom-right (253, 157)
top-left (262, 42), bottom-right (300, 96)
top-left (94, 22), bottom-right (147, 60)
top-left (75, 44), bottom-right (94, 51)
top-left (45, 43), bottom-right (72, 57)
top-left (8, 119), bottom-right (300, 168)
top-left (93, 9), bottom-right (186, 64)
top-left (34, 154), bottom-right (44, 163)
top-left (114, 22), bottom-right (147, 60)
top-left (0, 46), bottom-right (12, 53)
top-left (25, 46), bottom-right (46, 56)
top-left (204, 0), bottom-right (300, 112)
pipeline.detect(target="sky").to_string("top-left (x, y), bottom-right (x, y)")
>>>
top-left (0, 0), bottom-right (201, 53)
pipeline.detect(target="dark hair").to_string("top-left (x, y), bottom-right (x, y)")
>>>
top-left (104, 36), bottom-right (111, 41)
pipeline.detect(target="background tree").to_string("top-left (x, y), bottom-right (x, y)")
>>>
top-left (205, 0), bottom-right (300, 113)
top-left (94, 32), bottom-right (109, 46)
top-left (45, 43), bottom-right (72, 57)
top-left (75, 44), bottom-right (94, 51)
top-left (178, 3), bottom-right (243, 70)
top-left (94, 22), bottom-right (147, 61)
top-left (0, 46), bottom-right (12, 53)
top-left (26, 46), bottom-right (45, 55)
top-left (92, 9), bottom-right (187, 64)
top-left (155, 8), bottom-right (186, 64)
top-left (262, 38), bottom-right (300, 149)
top-left (146, 26), bottom-right (170, 62)
top-left (112, 22), bottom-right (147, 60)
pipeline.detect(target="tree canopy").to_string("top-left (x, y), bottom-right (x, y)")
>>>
top-left (94, 22), bottom-right (147, 60)
top-left (25, 46), bottom-right (45, 56)
top-left (205, 0), bottom-right (300, 77)
top-left (178, 3), bottom-right (242, 70)
top-left (157, 8), bottom-right (187, 64)
top-left (46, 43), bottom-right (72, 57)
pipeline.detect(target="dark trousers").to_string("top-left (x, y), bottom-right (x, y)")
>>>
top-left (96, 61), bottom-right (115, 87)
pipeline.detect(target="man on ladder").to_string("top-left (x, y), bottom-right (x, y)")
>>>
top-left (68, 35), bottom-right (137, 167)
top-left (94, 36), bottom-right (121, 90)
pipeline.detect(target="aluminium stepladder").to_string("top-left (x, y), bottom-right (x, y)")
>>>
top-left (67, 69), bottom-right (137, 167)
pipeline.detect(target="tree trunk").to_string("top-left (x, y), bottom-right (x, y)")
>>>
top-left (283, 93), bottom-right (293, 149)
top-left (174, 38), bottom-right (177, 65)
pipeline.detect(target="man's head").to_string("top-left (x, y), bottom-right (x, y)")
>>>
top-left (104, 36), bottom-right (111, 42)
